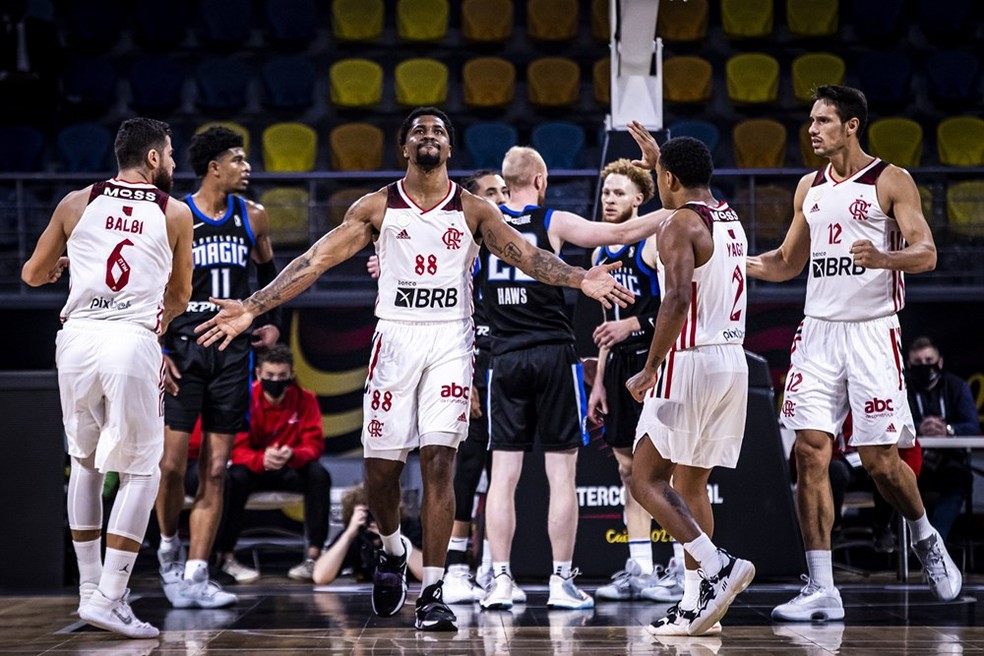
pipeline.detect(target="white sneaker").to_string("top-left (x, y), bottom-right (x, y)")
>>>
top-left (480, 572), bottom-right (514, 610)
top-left (77, 581), bottom-right (97, 615)
top-left (511, 583), bottom-right (527, 604)
top-left (160, 562), bottom-right (185, 606)
top-left (475, 564), bottom-right (492, 591)
top-left (547, 569), bottom-right (594, 610)
top-left (647, 603), bottom-right (722, 636)
top-left (689, 550), bottom-right (755, 636)
top-left (172, 567), bottom-right (238, 609)
top-left (912, 532), bottom-right (963, 602)
top-left (443, 565), bottom-right (480, 604)
top-left (595, 559), bottom-right (652, 601)
top-left (221, 557), bottom-right (260, 584)
top-left (79, 588), bottom-right (159, 638)
top-left (771, 576), bottom-right (845, 622)
top-left (288, 558), bottom-right (316, 582)
top-left (641, 558), bottom-right (685, 602)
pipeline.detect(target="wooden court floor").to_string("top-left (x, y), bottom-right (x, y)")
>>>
top-left (2, 570), bottom-right (982, 655)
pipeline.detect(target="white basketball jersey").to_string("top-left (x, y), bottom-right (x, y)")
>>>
top-left (375, 181), bottom-right (480, 322)
top-left (803, 159), bottom-right (905, 321)
top-left (60, 179), bottom-right (173, 333)
top-left (657, 200), bottom-right (748, 350)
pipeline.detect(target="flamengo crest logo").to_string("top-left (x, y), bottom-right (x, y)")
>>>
top-left (442, 226), bottom-right (463, 250)
top-left (849, 198), bottom-right (871, 221)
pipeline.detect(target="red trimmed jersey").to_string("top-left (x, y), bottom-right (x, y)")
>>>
top-left (803, 158), bottom-right (905, 321)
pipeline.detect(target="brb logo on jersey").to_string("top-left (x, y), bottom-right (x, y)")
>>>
top-left (812, 257), bottom-right (866, 278)
top-left (395, 286), bottom-right (458, 308)
top-left (849, 198), bottom-right (871, 221)
top-left (442, 226), bottom-right (462, 250)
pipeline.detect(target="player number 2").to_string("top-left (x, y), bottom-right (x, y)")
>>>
top-left (415, 254), bottom-right (438, 275)
top-left (729, 265), bottom-right (745, 321)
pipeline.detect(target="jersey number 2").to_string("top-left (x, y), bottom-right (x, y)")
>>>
top-left (729, 265), bottom-right (745, 321)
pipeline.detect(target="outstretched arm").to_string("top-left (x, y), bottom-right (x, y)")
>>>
top-left (21, 189), bottom-right (85, 286)
top-left (197, 191), bottom-right (381, 349)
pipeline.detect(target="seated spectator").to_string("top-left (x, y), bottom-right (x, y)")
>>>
top-left (907, 336), bottom-right (982, 541)
top-left (312, 484), bottom-right (423, 586)
top-left (213, 344), bottom-right (332, 582)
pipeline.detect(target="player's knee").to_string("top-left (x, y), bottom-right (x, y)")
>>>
top-left (793, 438), bottom-right (828, 471)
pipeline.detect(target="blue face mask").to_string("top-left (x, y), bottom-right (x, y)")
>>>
top-left (260, 378), bottom-right (291, 398)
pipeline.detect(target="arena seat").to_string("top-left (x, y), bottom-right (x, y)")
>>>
top-left (329, 59), bottom-right (384, 108)
top-left (329, 123), bottom-right (384, 171)
top-left (397, 0), bottom-right (450, 42)
top-left (937, 117), bottom-right (984, 167)
top-left (527, 57), bottom-right (581, 108)
top-left (262, 56), bottom-right (316, 111)
top-left (395, 58), bottom-right (448, 107)
top-left (786, 0), bottom-right (838, 37)
top-left (663, 56), bottom-right (713, 104)
top-left (260, 187), bottom-right (311, 248)
top-left (57, 123), bottom-right (114, 173)
top-left (531, 122), bottom-right (585, 169)
top-left (867, 118), bottom-right (923, 169)
top-left (657, 0), bottom-right (708, 42)
top-left (464, 122), bottom-right (518, 169)
top-left (726, 53), bottom-right (780, 104)
top-left (461, 0), bottom-right (513, 43)
top-left (733, 119), bottom-right (787, 169)
top-left (462, 57), bottom-right (515, 109)
top-left (527, 0), bottom-right (579, 42)
top-left (262, 122), bottom-right (318, 172)
top-left (331, 0), bottom-right (384, 41)
top-left (721, 0), bottom-right (773, 38)
top-left (791, 53), bottom-right (846, 104)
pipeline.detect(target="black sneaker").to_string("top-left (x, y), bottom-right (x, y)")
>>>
top-left (414, 581), bottom-right (458, 632)
top-left (372, 537), bottom-right (410, 617)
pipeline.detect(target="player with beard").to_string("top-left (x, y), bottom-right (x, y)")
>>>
top-left (22, 117), bottom-right (193, 638)
top-left (155, 126), bottom-right (280, 610)
top-left (194, 107), bottom-right (635, 631)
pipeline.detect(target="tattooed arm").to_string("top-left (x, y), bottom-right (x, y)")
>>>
top-left (196, 190), bottom-right (383, 349)
top-left (465, 194), bottom-right (634, 309)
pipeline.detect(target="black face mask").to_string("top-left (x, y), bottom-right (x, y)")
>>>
top-left (909, 363), bottom-right (942, 390)
top-left (260, 378), bottom-right (291, 398)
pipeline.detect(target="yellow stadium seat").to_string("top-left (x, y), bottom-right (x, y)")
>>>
top-left (937, 116), bottom-right (984, 166)
top-left (721, 0), bottom-right (773, 38)
top-left (593, 57), bottom-right (610, 105)
top-left (786, 0), bottom-right (838, 37)
top-left (726, 53), bottom-right (780, 104)
top-left (328, 187), bottom-right (374, 227)
top-left (463, 57), bottom-right (515, 108)
top-left (733, 119), bottom-right (787, 169)
top-left (918, 185), bottom-right (934, 221)
top-left (733, 184), bottom-right (794, 243)
top-left (397, 0), bottom-right (449, 42)
top-left (331, 0), bottom-right (383, 41)
top-left (657, 0), bottom-right (708, 42)
top-left (395, 58), bottom-right (448, 107)
top-left (461, 0), bottom-right (513, 43)
top-left (791, 53), bottom-right (845, 103)
top-left (867, 117), bottom-right (923, 169)
top-left (329, 123), bottom-right (384, 171)
top-left (947, 180), bottom-right (984, 238)
top-left (527, 0), bottom-right (578, 42)
top-left (329, 59), bottom-right (383, 108)
top-left (662, 56), bottom-right (713, 104)
top-left (591, 0), bottom-right (609, 41)
top-left (262, 122), bottom-right (317, 172)
top-left (527, 57), bottom-right (581, 108)
top-left (195, 121), bottom-right (250, 157)
top-left (798, 123), bottom-right (825, 169)
top-left (260, 187), bottom-right (310, 248)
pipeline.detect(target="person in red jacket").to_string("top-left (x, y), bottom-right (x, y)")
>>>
top-left (215, 344), bottom-right (331, 582)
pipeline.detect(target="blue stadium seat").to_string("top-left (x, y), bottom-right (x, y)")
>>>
top-left (57, 123), bottom-right (114, 173)
top-left (926, 50), bottom-right (981, 106)
top-left (918, 0), bottom-right (973, 39)
top-left (134, 0), bottom-right (192, 50)
top-left (464, 122), bottom-right (518, 169)
top-left (266, 0), bottom-right (317, 48)
top-left (0, 126), bottom-right (45, 173)
top-left (63, 58), bottom-right (118, 115)
top-left (129, 56), bottom-right (186, 113)
top-left (668, 120), bottom-right (721, 157)
top-left (64, 0), bottom-right (124, 53)
top-left (531, 121), bottom-right (585, 169)
top-left (856, 52), bottom-right (912, 108)
top-left (201, 0), bottom-right (253, 47)
top-left (196, 59), bottom-right (251, 113)
top-left (262, 57), bottom-right (316, 111)
top-left (851, 0), bottom-right (906, 40)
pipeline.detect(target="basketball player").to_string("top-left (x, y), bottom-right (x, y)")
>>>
top-left (624, 128), bottom-right (755, 637)
top-left (587, 159), bottom-right (675, 602)
top-left (22, 117), bottom-right (193, 637)
top-left (194, 107), bottom-right (634, 631)
top-left (748, 85), bottom-right (961, 622)
top-left (155, 126), bottom-right (280, 609)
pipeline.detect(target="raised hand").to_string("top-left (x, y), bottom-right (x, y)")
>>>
top-left (627, 120), bottom-right (660, 171)
top-left (581, 261), bottom-right (635, 309)
top-left (195, 297), bottom-right (255, 350)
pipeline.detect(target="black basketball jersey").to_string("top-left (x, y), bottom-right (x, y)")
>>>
top-left (168, 194), bottom-right (256, 336)
top-left (594, 240), bottom-right (661, 348)
top-left (481, 205), bottom-right (574, 355)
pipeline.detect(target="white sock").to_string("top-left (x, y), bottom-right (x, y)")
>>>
top-left (448, 536), bottom-right (468, 552)
top-left (422, 566), bottom-right (443, 589)
top-left (159, 534), bottom-right (181, 553)
top-left (907, 512), bottom-right (935, 544)
top-left (806, 550), bottom-right (834, 589)
top-left (481, 539), bottom-right (492, 570)
top-left (683, 533), bottom-right (722, 578)
top-left (380, 529), bottom-right (405, 556)
top-left (99, 548), bottom-right (137, 601)
top-left (185, 559), bottom-right (207, 581)
top-left (73, 539), bottom-right (102, 586)
top-left (492, 561), bottom-right (512, 578)
top-left (628, 540), bottom-right (654, 575)
top-left (553, 560), bottom-right (572, 578)
top-left (679, 569), bottom-right (702, 611)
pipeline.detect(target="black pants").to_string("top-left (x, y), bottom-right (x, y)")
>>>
top-left (215, 461), bottom-right (332, 554)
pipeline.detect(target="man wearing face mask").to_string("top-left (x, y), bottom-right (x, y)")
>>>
top-left (214, 344), bottom-right (331, 582)
top-left (907, 336), bottom-right (981, 541)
